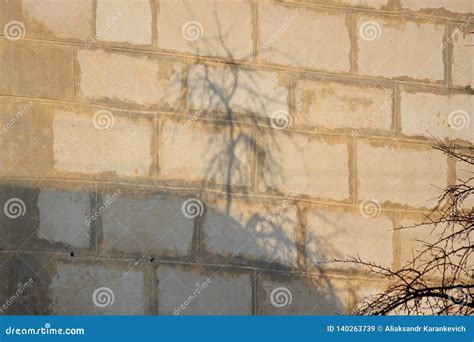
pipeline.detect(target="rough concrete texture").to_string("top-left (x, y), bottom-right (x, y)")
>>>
top-left (357, 142), bottom-right (448, 208)
top-left (96, 0), bottom-right (152, 46)
top-left (0, 41), bottom-right (74, 99)
top-left (21, 0), bottom-right (93, 40)
top-left (357, 17), bottom-right (445, 81)
top-left (157, 265), bottom-right (252, 315)
top-left (76, 49), bottom-right (182, 109)
top-left (159, 120), bottom-right (252, 186)
top-left (187, 63), bottom-right (289, 117)
top-left (257, 274), bottom-right (348, 315)
top-left (53, 109), bottom-right (154, 177)
top-left (101, 191), bottom-right (195, 257)
top-left (295, 79), bottom-right (393, 131)
top-left (0, 0), bottom-right (472, 316)
top-left (38, 189), bottom-right (91, 248)
top-left (157, 0), bottom-right (253, 60)
top-left (258, 2), bottom-right (351, 72)
top-left (261, 132), bottom-right (350, 200)
top-left (452, 24), bottom-right (474, 88)
top-left (401, 91), bottom-right (473, 142)
top-left (202, 197), bottom-right (298, 267)
top-left (305, 209), bottom-right (394, 267)
top-left (50, 261), bottom-right (146, 315)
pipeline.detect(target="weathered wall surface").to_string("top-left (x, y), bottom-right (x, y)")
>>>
top-left (0, 0), bottom-right (472, 315)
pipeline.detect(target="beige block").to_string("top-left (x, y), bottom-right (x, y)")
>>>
top-left (50, 261), bottom-right (146, 314)
top-left (187, 64), bottom-right (289, 117)
top-left (76, 49), bottom-right (182, 108)
top-left (203, 198), bottom-right (298, 266)
top-left (357, 143), bottom-right (447, 208)
top-left (157, 0), bottom-right (253, 60)
top-left (257, 275), bottom-right (348, 315)
top-left (0, 40), bottom-right (74, 100)
top-left (400, 215), bottom-right (473, 277)
top-left (295, 79), bottom-right (392, 130)
top-left (159, 120), bottom-right (252, 186)
top-left (456, 161), bottom-right (474, 208)
top-left (357, 17), bottom-right (445, 81)
top-left (21, 0), bottom-right (93, 40)
top-left (305, 210), bottom-right (394, 267)
top-left (38, 189), bottom-right (91, 248)
top-left (401, 91), bottom-right (473, 142)
top-left (157, 265), bottom-right (252, 315)
top-left (96, 0), bottom-right (152, 45)
top-left (400, 0), bottom-right (474, 13)
top-left (261, 132), bottom-right (350, 200)
top-left (102, 192), bottom-right (194, 256)
top-left (399, 217), bottom-right (437, 267)
top-left (0, 98), bottom-right (54, 178)
top-left (53, 109), bottom-right (153, 177)
top-left (258, 2), bottom-right (350, 72)
top-left (452, 28), bottom-right (474, 87)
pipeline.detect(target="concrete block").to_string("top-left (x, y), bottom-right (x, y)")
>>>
top-left (157, 265), bottom-right (252, 315)
top-left (305, 209), bottom-right (394, 267)
top-left (76, 49), bottom-right (182, 109)
top-left (0, 40), bottom-right (74, 100)
top-left (21, 0), bottom-right (93, 40)
top-left (261, 132), bottom-right (350, 201)
top-left (401, 91), bottom-right (473, 142)
top-left (159, 120), bottom-right (252, 187)
top-left (96, 0), bottom-right (152, 45)
top-left (202, 197), bottom-right (298, 266)
top-left (53, 109), bottom-right (153, 178)
top-left (102, 191), bottom-right (194, 256)
top-left (187, 63), bottom-right (289, 117)
top-left (157, 0), bottom-right (253, 60)
top-left (37, 189), bottom-right (91, 248)
top-left (295, 79), bottom-right (392, 131)
top-left (50, 261), bottom-right (146, 315)
top-left (257, 2), bottom-right (350, 72)
top-left (357, 17), bottom-right (444, 81)
top-left (257, 274), bottom-right (348, 315)
top-left (357, 142), bottom-right (448, 208)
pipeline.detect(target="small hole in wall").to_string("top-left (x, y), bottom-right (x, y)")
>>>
top-left (70, 252), bottom-right (74, 257)
top-left (150, 256), bottom-right (155, 262)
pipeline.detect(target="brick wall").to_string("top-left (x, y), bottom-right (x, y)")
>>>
top-left (0, 0), bottom-right (472, 315)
